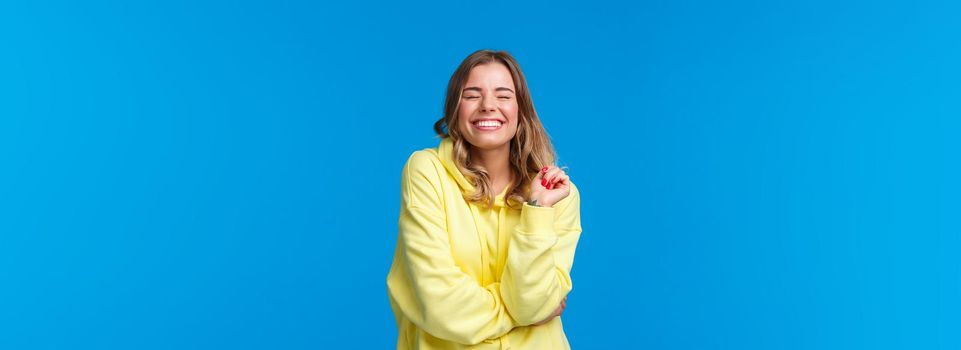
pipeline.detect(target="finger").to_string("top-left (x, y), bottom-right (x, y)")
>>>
top-left (534, 165), bottom-right (553, 183)
top-left (537, 165), bottom-right (553, 179)
top-left (544, 167), bottom-right (563, 181)
top-left (552, 174), bottom-right (569, 189)
top-left (548, 172), bottom-right (569, 189)
top-left (552, 174), bottom-right (571, 190)
top-left (544, 168), bottom-right (565, 187)
top-left (539, 167), bottom-right (561, 188)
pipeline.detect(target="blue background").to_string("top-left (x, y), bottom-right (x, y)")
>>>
top-left (2, 0), bottom-right (958, 349)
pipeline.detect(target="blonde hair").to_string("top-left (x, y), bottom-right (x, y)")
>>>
top-left (433, 49), bottom-right (557, 210)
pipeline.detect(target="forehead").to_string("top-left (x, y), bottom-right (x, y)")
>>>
top-left (465, 62), bottom-right (515, 88)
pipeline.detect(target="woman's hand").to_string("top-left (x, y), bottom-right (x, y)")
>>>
top-left (531, 297), bottom-right (567, 326)
top-left (529, 165), bottom-right (571, 207)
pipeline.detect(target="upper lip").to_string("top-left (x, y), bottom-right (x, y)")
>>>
top-left (471, 118), bottom-right (506, 124)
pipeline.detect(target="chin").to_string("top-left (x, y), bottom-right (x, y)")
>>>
top-left (462, 134), bottom-right (506, 148)
top-left (472, 141), bottom-right (510, 150)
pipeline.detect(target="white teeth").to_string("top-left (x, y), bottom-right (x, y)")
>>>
top-left (475, 120), bottom-right (503, 127)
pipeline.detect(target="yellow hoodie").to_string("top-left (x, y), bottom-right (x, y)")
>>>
top-left (387, 138), bottom-right (582, 349)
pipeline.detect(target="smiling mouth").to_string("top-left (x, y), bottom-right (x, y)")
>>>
top-left (472, 120), bottom-right (504, 131)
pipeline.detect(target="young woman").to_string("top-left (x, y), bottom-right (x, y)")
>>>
top-left (387, 50), bottom-right (582, 349)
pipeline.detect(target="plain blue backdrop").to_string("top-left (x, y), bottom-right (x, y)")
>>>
top-left (1, 0), bottom-right (958, 349)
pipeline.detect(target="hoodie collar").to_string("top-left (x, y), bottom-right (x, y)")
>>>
top-left (438, 137), bottom-right (510, 207)
top-left (438, 137), bottom-right (475, 193)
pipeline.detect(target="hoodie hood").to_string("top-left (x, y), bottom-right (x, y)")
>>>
top-left (438, 137), bottom-right (476, 194)
top-left (437, 137), bottom-right (509, 208)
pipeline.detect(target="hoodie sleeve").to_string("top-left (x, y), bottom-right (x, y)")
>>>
top-left (499, 182), bottom-right (583, 325)
top-left (389, 151), bottom-right (517, 344)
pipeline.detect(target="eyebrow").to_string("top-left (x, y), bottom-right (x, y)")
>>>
top-left (463, 87), bottom-right (515, 94)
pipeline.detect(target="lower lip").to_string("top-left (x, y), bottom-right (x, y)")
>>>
top-left (473, 123), bottom-right (504, 131)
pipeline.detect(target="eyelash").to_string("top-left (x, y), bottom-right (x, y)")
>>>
top-left (464, 96), bottom-right (511, 100)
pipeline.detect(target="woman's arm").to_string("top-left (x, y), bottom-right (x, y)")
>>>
top-left (499, 173), bottom-right (582, 326)
top-left (387, 151), bottom-right (518, 344)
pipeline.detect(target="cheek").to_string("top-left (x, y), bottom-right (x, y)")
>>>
top-left (456, 103), bottom-right (473, 130)
top-left (503, 103), bottom-right (519, 125)
top-left (458, 101), bottom-right (477, 119)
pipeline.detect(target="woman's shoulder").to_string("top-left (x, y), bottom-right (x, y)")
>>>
top-left (405, 147), bottom-right (439, 163)
top-left (404, 147), bottom-right (441, 171)
top-left (401, 146), bottom-right (445, 184)
top-left (400, 146), bottom-right (450, 207)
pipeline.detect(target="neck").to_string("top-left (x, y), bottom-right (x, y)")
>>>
top-left (470, 145), bottom-right (513, 185)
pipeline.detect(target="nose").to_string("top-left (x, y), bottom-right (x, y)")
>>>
top-left (481, 95), bottom-right (497, 112)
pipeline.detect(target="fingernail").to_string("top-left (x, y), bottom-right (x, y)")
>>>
top-left (542, 166), bottom-right (548, 173)
top-left (541, 179), bottom-right (547, 187)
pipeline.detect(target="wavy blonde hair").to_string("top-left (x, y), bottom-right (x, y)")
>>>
top-left (433, 49), bottom-right (557, 210)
